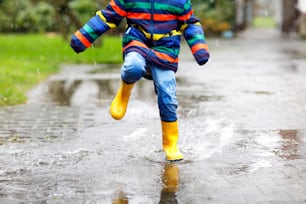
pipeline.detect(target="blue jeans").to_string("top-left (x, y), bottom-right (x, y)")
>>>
top-left (121, 52), bottom-right (178, 122)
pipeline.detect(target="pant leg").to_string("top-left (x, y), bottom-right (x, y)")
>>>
top-left (151, 66), bottom-right (178, 122)
top-left (121, 52), bottom-right (146, 84)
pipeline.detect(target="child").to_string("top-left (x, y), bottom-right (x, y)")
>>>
top-left (70, 0), bottom-right (210, 161)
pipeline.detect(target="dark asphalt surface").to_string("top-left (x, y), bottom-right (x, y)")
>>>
top-left (1, 28), bottom-right (306, 203)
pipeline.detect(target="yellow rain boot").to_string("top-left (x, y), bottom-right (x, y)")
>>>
top-left (110, 81), bottom-right (134, 120)
top-left (162, 121), bottom-right (184, 161)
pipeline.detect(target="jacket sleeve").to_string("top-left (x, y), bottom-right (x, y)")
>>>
top-left (70, 0), bottom-right (126, 53)
top-left (179, 1), bottom-right (210, 65)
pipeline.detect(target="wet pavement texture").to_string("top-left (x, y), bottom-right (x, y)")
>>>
top-left (1, 28), bottom-right (306, 203)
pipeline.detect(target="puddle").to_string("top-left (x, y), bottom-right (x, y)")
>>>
top-left (221, 129), bottom-right (306, 177)
top-left (284, 49), bottom-right (306, 59)
top-left (28, 66), bottom-right (223, 110)
top-left (278, 129), bottom-right (302, 160)
top-left (28, 76), bottom-right (157, 106)
top-left (0, 99), bottom-right (236, 203)
top-left (235, 129), bottom-right (304, 161)
top-left (6, 34), bottom-right (306, 203)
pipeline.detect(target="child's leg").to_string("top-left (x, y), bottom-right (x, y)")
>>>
top-left (110, 51), bottom-right (146, 120)
top-left (150, 67), bottom-right (178, 122)
top-left (151, 66), bottom-right (183, 161)
top-left (121, 52), bottom-right (146, 84)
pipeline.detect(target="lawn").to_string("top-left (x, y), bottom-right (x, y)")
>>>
top-left (0, 34), bottom-right (122, 106)
top-left (253, 16), bottom-right (276, 28)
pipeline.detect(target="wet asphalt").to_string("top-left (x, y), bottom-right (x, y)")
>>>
top-left (1, 28), bottom-right (306, 203)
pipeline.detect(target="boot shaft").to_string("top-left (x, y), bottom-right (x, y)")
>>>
top-left (161, 121), bottom-right (183, 161)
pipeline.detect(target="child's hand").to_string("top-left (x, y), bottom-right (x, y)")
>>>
top-left (195, 48), bottom-right (210, 65)
top-left (70, 33), bottom-right (88, 53)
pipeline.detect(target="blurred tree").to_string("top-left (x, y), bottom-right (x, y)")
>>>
top-left (69, 0), bottom-right (100, 23)
top-left (0, 0), bottom-right (89, 35)
top-left (196, 0), bottom-right (236, 36)
top-left (0, 0), bottom-right (55, 32)
top-left (0, 0), bottom-right (236, 37)
top-left (49, 0), bottom-right (82, 39)
top-left (282, 0), bottom-right (299, 34)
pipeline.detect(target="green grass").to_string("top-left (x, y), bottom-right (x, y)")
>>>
top-left (0, 34), bottom-right (122, 106)
top-left (253, 16), bottom-right (276, 28)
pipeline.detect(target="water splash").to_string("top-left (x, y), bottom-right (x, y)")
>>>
top-left (115, 102), bottom-right (235, 163)
top-left (180, 115), bottom-right (235, 162)
top-left (119, 127), bottom-right (163, 163)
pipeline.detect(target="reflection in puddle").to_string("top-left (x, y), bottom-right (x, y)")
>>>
top-left (47, 79), bottom-right (116, 106)
top-left (159, 163), bottom-right (180, 204)
top-left (110, 163), bottom-right (180, 204)
top-left (28, 64), bottom-right (158, 106)
top-left (29, 69), bottom-right (224, 114)
top-left (44, 78), bottom-right (156, 106)
top-left (112, 191), bottom-right (128, 204)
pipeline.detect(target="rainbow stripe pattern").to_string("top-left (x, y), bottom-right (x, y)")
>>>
top-left (70, 0), bottom-right (210, 70)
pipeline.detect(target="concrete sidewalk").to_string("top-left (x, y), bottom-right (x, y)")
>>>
top-left (1, 28), bottom-right (306, 203)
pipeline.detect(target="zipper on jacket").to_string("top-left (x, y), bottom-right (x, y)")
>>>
top-left (150, 0), bottom-right (154, 41)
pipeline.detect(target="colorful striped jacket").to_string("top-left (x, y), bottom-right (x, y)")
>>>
top-left (70, 0), bottom-right (210, 71)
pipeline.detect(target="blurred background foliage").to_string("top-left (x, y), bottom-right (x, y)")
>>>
top-left (193, 0), bottom-right (235, 35)
top-left (0, 0), bottom-right (235, 36)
